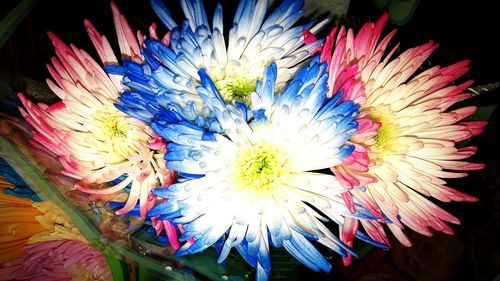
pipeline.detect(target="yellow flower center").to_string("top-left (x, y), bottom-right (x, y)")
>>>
top-left (215, 75), bottom-right (256, 104)
top-left (235, 144), bottom-right (289, 192)
top-left (103, 115), bottom-right (131, 155)
top-left (90, 107), bottom-right (139, 161)
top-left (367, 110), bottom-right (399, 159)
top-left (103, 116), bottom-right (128, 139)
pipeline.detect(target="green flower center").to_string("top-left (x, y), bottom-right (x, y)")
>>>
top-left (216, 75), bottom-right (256, 104)
top-left (375, 122), bottom-right (392, 147)
top-left (367, 110), bottom-right (399, 158)
top-left (236, 144), bottom-right (288, 191)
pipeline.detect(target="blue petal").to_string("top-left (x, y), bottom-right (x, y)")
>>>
top-left (282, 231), bottom-right (331, 273)
top-left (151, 0), bottom-right (178, 30)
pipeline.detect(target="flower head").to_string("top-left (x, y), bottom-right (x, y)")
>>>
top-left (148, 58), bottom-right (386, 280)
top-left (0, 186), bottom-right (86, 264)
top-left (0, 240), bottom-right (111, 281)
top-left (315, 14), bottom-right (486, 253)
top-left (109, 0), bottom-right (327, 125)
top-left (17, 3), bottom-right (174, 218)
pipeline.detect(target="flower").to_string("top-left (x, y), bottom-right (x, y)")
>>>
top-left (0, 186), bottom-right (86, 264)
top-left (1, 160), bottom-right (85, 262)
top-left (0, 240), bottom-right (111, 281)
top-left (313, 14), bottom-right (486, 251)
top-left (28, 201), bottom-right (88, 244)
top-left (17, 3), bottom-right (174, 219)
top-left (148, 57), bottom-right (387, 280)
top-left (0, 164), bottom-right (109, 280)
top-left (0, 185), bottom-right (45, 263)
top-left (109, 0), bottom-right (327, 125)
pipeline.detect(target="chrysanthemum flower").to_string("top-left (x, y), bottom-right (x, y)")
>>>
top-left (110, 0), bottom-right (328, 124)
top-left (0, 240), bottom-right (111, 281)
top-left (18, 3), bottom-right (174, 218)
top-left (148, 57), bottom-right (387, 280)
top-left (311, 14), bottom-right (486, 252)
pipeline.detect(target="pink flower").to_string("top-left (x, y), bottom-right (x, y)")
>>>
top-left (0, 240), bottom-right (111, 281)
top-left (17, 2), bottom-right (182, 249)
top-left (307, 13), bottom-right (486, 264)
top-left (17, 2), bottom-right (173, 217)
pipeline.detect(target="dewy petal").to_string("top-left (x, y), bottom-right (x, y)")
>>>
top-left (315, 13), bottom-right (486, 249)
top-left (110, 0), bottom-right (327, 127)
top-left (147, 58), bottom-right (388, 281)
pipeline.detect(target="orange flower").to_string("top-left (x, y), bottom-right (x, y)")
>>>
top-left (0, 182), bottom-right (87, 263)
top-left (0, 184), bottom-right (46, 263)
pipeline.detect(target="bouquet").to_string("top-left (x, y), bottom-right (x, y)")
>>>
top-left (0, 0), bottom-right (494, 280)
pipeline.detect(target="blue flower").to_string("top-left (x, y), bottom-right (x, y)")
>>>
top-left (148, 57), bottom-right (386, 280)
top-left (107, 0), bottom-right (327, 126)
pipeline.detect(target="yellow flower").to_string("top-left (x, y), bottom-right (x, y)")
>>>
top-left (29, 201), bottom-right (87, 244)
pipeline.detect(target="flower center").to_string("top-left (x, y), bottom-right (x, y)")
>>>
top-left (97, 112), bottom-right (133, 158)
top-left (216, 75), bottom-right (256, 104)
top-left (235, 144), bottom-right (288, 191)
top-left (367, 110), bottom-right (399, 159)
top-left (103, 116), bottom-right (128, 139)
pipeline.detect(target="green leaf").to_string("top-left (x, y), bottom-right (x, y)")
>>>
top-left (371, 0), bottom-right (390, 8)
top-left (371, 0), bottom-right (420, 25)
top-left (0, 0), bottom-right (39, 50)
top-left (354, 244), bottom-right (375, 259)
top-left (469, 105), bottom-right (497, 121)
top-left (388, 0), bottom-right (420, 25)
top-left (106, 254), bottom-right (129, 281)
top-left (137, 266), bottom-right (162, 281)
top-left (132, 227), bottom-right (253, 281)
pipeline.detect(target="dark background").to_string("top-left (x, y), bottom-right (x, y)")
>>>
top-left (0, 0), bottom-right (499, 280)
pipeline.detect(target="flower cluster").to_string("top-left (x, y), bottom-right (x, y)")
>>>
top-left (12, 0), bottom-right (485, 280)
top-left (0, 160), bottom-right (111, 280)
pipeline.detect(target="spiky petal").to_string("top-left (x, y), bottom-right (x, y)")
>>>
top-left (0, 184), bottom-right (87, 264)
top-left (0, 240), bottom-right (111, 281)
top-left (109, 0), bottom-right (329, 126)
top-left (316, 13), bottom-right (486, 255)
top-left (148, 58), bottom-right (387, 281)
top-left (17, 4), bottom-right (175, 226)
